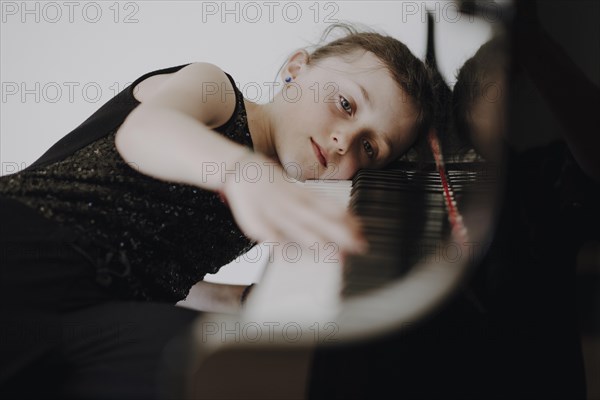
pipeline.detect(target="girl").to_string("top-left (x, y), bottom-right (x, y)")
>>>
top-left (0, 25), bottom-right (433, 399)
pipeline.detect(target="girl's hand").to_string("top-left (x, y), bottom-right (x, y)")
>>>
top-left (221, 152), bottom-right (368, 257)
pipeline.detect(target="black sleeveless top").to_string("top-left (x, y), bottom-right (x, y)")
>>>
top-left (0, 63), bottom-right (257, 303)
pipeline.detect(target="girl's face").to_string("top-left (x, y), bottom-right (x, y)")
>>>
top-left (273, 49), bottom-right (419, 181)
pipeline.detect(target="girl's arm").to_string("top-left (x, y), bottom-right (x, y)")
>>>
top-left (115, 62), bottom-right (366, 253)
top-left (115, 62), bottom-right (252, 192)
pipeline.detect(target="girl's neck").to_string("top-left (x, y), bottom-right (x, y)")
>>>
top-left (243, 99), bottom-right (279, 162)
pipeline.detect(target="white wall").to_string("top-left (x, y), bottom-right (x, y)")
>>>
top-left (1, 0), bottom-right (495, 283)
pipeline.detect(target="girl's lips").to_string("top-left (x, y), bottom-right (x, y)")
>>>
top-left (311, 138), bottom-right (328, 168)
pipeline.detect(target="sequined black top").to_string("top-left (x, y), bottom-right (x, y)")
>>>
top-left (0, 64), bottom-right (257, 303)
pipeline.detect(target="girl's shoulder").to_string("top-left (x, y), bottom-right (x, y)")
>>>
top-left (132, 62), bottom-right (237, 129)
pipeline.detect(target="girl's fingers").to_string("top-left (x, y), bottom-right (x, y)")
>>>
top-left (266, 192), bottom-right (368, 254)
top-left (226, 168), bottom-right (368, 255)
top-left (289, 204), bottom-right (367, 253)
top-left (290, 188), bottom-right (367, 248)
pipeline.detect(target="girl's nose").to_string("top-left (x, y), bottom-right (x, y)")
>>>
top-left (331, 130), bottom-right (358, 155)
top-left (332, 133), bottom-right (343, 154)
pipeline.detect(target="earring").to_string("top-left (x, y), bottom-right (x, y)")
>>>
top-left (285, 76), bottom-right (292, 83)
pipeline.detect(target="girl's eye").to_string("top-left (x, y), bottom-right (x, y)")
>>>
top-left (339, 96), bottom-right (352, 115)
top-left (362, 138), bottom-right (375, 158)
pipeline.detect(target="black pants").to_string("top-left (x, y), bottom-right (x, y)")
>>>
top-left (0, 196), bottom-right (200, 399)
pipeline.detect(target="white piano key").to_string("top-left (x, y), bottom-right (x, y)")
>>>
top-left (243, 180), bottom-right (350, 325)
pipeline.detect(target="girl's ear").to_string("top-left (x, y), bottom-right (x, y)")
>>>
top-left (281, 49), bottom-right (310, 81)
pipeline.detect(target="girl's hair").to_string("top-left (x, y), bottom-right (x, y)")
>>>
top-left (282, 23), bottom-right (434, 160)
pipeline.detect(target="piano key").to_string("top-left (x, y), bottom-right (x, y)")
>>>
top-left (243, 162), bottom-right (493, 324)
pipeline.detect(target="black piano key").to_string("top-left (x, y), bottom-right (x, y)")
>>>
top-left (341, 162), bottom-right (490, 298)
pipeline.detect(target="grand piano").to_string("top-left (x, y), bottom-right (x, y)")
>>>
top-left (181, 1), bottom-right (596, 398)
